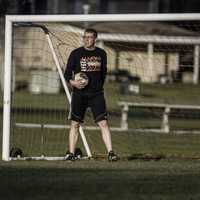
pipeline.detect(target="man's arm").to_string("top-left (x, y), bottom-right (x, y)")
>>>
top-left (64, 52), bottom-right (75, 83)
top-left (102, 51), bottom-right (107, 85)
top-left (64, 51), bottom-right (86, 90)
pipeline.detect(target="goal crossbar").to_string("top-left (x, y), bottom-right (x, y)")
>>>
top-left (6, 13), bottom-right (200, 22)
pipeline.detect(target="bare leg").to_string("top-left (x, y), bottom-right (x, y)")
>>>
top-left (69, 120), bottom-right (80, 154)
top-left (98, 120), bottom-right (113, 153)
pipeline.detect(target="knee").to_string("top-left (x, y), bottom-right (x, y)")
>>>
top-left (98, 120), bottom-right (108, 129)
top-left (71, 121), bottom-right (80, 130)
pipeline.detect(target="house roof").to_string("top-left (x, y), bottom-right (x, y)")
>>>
top-left (90, 21), bottom-right (199, 37)
top-left (66, 21), bottom-right (200, 45)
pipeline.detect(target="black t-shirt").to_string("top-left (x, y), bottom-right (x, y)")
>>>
top-left (64, 46), bottom-right (107, 94)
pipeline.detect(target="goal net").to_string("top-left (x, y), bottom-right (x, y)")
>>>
top-left (2, 14), bottom-right (200, 161)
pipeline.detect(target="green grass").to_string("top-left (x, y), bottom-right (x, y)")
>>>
top-left (1, 159), bottom-right (200, 200)
top-left (1, 83), bottom-right (200, 109)
top-left (0, 83), bottom-right (200, 157)
top-left (6, 129), bottom-right (200, 158)
top-left (107, 83), bottom-right (200, 111)
top-left (4, 83), bottom-right (200, 129)
top-left (1, 84), bottom-right (200, 199)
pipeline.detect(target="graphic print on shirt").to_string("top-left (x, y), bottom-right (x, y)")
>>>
top-left (80, 56), bottom-right (101, 72)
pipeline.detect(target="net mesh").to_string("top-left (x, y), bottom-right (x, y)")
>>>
top-left (9, 21), bottom-right (200, 159)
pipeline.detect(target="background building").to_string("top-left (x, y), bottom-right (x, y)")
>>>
top-left (1, 0), bottom-right (200, 90)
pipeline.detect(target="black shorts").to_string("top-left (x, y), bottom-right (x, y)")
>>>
top-left (68, 91), bottom-right (108, 123)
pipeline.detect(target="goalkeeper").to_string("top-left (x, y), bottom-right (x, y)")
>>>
top-left (64, 28), bottom-right (119, 161)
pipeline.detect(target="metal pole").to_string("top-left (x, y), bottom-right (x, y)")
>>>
top-left (7, 13), bottom-right (200, 23)
top-left (193, 45), bottom-right (199, 84)
top-left (2, 18), bottom-right (12, 161)
top-left (148, 43), bottom-right (154, 82)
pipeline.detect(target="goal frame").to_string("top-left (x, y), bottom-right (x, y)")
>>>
top-left (3, 13), bottom-right (200, 161)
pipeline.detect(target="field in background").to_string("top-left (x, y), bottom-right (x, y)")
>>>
top-left (1, 83), bottom-right (200, 157)
top-left (5, 83), bottom-right (200, 109)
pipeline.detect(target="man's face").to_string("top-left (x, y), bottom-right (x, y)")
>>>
top-left (83, 32), bottom-right (96, 49)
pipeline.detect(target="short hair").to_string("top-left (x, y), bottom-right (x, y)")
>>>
top-left (84, 28), bottom-right (98, 38)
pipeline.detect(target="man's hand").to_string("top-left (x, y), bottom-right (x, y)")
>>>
top-left (69, 79), bottom-right (87, 90)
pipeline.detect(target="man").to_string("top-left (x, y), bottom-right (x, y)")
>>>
top-left (64, 28), bottom-right (119, 161)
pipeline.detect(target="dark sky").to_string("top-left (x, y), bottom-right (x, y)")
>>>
top-left (170, 0), bottom-right (200, 12)
top-left (1, 0), bottom-right (200, 15)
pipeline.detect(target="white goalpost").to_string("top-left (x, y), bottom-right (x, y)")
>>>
top-left (3, 16), bottom-right (96, 161)
top-left (2, 14), bottom-right (200, 161)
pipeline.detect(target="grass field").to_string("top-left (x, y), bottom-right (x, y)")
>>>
top-left (1, 159), bottom-right (200, 200)
top-left (5, 83), bottom-right (200, 110)
top-left (5, 83), bottom-right (200, 130)
top-left (4, 83), bottom-right (200, 157)
top-left (1, 83), bottom-right (200, 199)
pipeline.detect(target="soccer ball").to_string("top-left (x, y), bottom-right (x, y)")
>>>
top-left (75, 72), bottom-right (89, 86)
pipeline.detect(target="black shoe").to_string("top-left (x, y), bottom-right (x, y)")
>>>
top-left (64, 151), bottom-right (75, 161)
top-left (108, 151), bottom-right (119, 162)
top-left (74, 148), bottom-right (83, 159)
